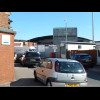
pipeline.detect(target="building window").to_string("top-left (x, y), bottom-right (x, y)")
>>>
top-left (78, 45), bottom-right (82, 49)
top-left (93, 46), bottom-right (96, 49)
top-left (98, 49), bottom-right (100, 57)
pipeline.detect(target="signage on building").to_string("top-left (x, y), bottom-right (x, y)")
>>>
top-left (14, 42), bottom-right (23, 47)
top-left (14, 43), bottom-right (21, 46)
top-left (1, 35), bottom-right (10, 45)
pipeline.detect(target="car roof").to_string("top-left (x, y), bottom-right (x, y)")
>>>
top-left (17, 53), bottom-right (23, 55)
top-left (26, 51), bottom-right (40, 54)
top-left (74, 53), bottom-right (89, 56)
top-left (47, 58), bottom-right (78, 63)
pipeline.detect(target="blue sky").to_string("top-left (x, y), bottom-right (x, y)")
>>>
top-left (10, 12), bottom-right (100, 41)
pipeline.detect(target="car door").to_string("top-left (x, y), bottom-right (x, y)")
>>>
top-left (42, 60), bottom-right (53, 83)
top-left (37, 60), bottom-right (47, 82)
top-left (35, 65), bottom-right (42, 81)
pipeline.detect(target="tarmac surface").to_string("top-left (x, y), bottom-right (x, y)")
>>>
top-left (0, 63), bottom-right (100, 87)
top-left (87, 65), bottom-right (100, 73)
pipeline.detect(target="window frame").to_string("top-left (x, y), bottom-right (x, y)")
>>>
top-left (40, 60), bottom-right (48, 68)
top-left (46, 60), bottom-right (53, 69)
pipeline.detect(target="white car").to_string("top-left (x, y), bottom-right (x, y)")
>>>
top-left (34, 58), bottom-right (88, 87)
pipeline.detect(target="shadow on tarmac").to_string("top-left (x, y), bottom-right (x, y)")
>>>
top-left (10, 78), bottom-right (45, 87)
top-left (14, 63), bottom-right (24, 67)
top-left (86, 70), bottom-right (100, 81)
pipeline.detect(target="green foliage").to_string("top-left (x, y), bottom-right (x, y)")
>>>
top-left (14, 39), bottom-right (26, 42)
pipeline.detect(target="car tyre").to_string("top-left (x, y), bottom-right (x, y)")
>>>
top-left (22, 62), bottom-right (26, 67)
top-left (34, 72), bottom-right (38, 82)
top-left (46, 80), bottom-right (52, 87)
top-left (91, 65), bottom-right (94, 68)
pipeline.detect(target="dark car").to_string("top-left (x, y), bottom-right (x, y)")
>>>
top-left (15, 53), bottom-right (23, 63)
top-left (21, 51), bottom-right (41, 67)
top-left (69, 53), bottom-right (95, 68)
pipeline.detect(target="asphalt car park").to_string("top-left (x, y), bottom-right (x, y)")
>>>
top-left (10, 63), bottom-right (44, 87)
top-left (1, 62), bottom-right (100, 87)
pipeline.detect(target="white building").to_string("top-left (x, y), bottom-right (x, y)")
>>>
top-left (67, 42), bottom-right (96, 50)
top-left (95, 41), bottom-right (100, 65)
top-left (60, 41), bottom-right (96, 59)
top-left (14, 42), bottom-right (23, 47)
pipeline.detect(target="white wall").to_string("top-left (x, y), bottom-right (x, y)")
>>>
top-left (14, 42), bottom-right (23, 47)
top-left (96, 46), bottom-right (100, 65)
top-left (68, 44), bottom-right (95, 50)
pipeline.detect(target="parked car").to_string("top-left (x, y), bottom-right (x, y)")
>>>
top-left (34, 58), bottom-right (88, 87)
top-left (14, 53), bottom-right (17, 62)
top-left (69, 53), bottom-right (95, 68)
top-left (21, 51), bottom-right (41, 67)
top-left (14, 53), bottom-right (23, 63)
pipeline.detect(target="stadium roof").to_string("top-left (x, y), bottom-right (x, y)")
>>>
top-left (27, 35), bottom-right (92, 42)
top-left (27, 35), bottom-right (53, 42)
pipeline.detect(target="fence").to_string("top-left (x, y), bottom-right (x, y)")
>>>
top-left (36, 45), bottom-right (59, 58)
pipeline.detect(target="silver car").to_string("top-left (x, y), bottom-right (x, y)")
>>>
top-left (34, 58), bottom-right (88, 87)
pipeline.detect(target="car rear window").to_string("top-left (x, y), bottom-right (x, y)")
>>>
top-left (57, 62), bottom-right (85, 73)
top-left (26, 52), bottom-right (40, 57)
top-left (79, 55), bottom-right (93, 60)
top-left (17, 54), bottom-right (23, 57)
top-left (80, 55), bottom-right (89, 58)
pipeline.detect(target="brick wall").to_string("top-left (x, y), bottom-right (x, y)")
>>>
top-left (67, 50), bottom-right (97, 64)
top-left (24, 42), bottom-right (34, 47)
top-left (0, 12), bottom-right (10, 28)
top-left (0, 32), bottom-right (14, 84)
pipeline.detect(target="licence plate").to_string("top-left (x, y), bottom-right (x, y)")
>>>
top-left (30, 59), bottom-right (36, 61)
top-left (66, 83), bottom-right (79, 87)
top-left (86, 60), bottom-right (92, 62)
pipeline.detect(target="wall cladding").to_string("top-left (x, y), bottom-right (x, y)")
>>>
top-left (53, 27), bottom-right (78, 45)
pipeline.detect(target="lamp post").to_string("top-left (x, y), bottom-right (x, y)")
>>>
top-left (64, 18), bottom-right (67, 59)
top-left (64, 18), bottom-right (67, 42)
top-left (92, 12), bottom-right (94, 43)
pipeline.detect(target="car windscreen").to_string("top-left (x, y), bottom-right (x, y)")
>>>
top-left (58, 62), bottom-right (85, 73)
top-left (17, 54), bottom-right (23, 57)
top-left (26, 52), bottom-right (40, 57)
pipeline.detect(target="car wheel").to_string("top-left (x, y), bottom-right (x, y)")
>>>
top-left (46, 80), bottom-right (52, 87)
top-left (22, 62), bottom-right (26, 67)
top-left (91, 65), bottom-right (94, 68)
top-left (34, 72), bottom-right (38, 82)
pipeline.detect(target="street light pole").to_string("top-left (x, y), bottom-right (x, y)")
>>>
top-left (64, 18), bottom-right (67, 42)
top-left (92, 12), bottom-right (94, 43)
top-left (64, 18), bottom-right (67, 59)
